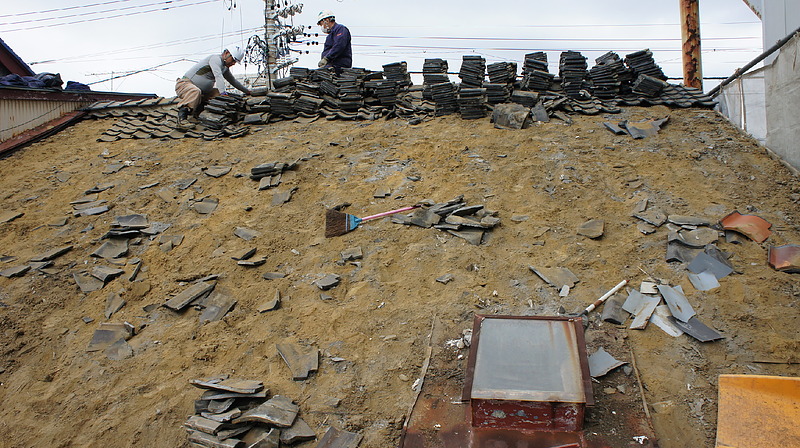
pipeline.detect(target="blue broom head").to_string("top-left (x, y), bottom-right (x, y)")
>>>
top-left (347, 214), bottom-right (362, 232)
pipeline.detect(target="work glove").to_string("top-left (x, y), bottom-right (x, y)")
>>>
top-left (318, 57), bottom-right (328, 68)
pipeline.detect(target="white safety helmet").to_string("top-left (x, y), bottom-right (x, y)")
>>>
top-left (316, 10), bottom-right (334, 25)
top-left (227, 46), bottom-right (245, 62)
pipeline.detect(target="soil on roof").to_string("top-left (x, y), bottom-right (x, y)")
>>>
top-left (0, 105), bottom-right (798, 447)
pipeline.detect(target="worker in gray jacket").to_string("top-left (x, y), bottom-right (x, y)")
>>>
top-left (175, 47), bottom-right (251, 122)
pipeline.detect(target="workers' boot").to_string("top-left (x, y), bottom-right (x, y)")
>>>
top-left (176, 107), bottom-right (192, 129)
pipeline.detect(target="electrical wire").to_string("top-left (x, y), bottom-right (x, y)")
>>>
top-left (0, 0), bottom-right (135, 18)
top-left (0, 0), bottom-right (200, 26)
top-left (1, 0), bottom-right (218, 33)
top-left (353, 35), bottom-right (760, 43)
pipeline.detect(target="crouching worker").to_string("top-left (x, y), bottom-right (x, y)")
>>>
top-left (175, 46), bottom-right (251, 123)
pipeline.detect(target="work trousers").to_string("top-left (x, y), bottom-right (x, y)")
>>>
top-left (175, 78), bottom-right (220, 114)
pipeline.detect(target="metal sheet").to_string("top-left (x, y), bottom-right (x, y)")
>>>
top-left (469, 317), bottom-right (587, 403)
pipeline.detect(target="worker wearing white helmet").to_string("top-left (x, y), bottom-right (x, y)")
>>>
top-left (316, 10), bottom-right (352, 73)
top-left (175, 46), bottom-right (251, 123)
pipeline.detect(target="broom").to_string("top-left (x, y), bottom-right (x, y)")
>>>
top-left (325, 205), bottom-right (420, 237)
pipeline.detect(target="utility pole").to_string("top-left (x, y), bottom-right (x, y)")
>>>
top-left (680, 0), bottom-right (703, 89)
top-left (261, 0), bottom-right (302, 88)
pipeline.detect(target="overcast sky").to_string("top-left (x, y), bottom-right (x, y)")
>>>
top-left (1, 0), bottom-right (762, 97)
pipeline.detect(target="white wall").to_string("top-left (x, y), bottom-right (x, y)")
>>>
top-left (762, 0), bottom-right (800, 63)
top-left (765, 32), bottom-right (800, 170)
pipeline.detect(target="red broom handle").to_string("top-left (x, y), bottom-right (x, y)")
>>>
top-left (361, 205), bottom-right (420, 221)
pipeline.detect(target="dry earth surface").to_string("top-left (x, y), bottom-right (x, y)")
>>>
top-left (0, 105), bottom-right (798, 448)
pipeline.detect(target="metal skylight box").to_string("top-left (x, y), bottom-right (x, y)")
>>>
top-left (463, 315), bottom-right (594, 432)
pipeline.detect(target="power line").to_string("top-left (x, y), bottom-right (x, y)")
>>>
top-left (1, 0), bottom-right (218, 33)
top-left (0, 0), bottom-right (134, 18)
top-left (1, 0), bottom-right (200, 26)
top-left (354, 34), bottom-right (760, 43)
top-left (28, 26), bottom-right (263, 64)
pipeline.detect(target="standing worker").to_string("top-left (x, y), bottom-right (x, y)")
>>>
top-left (316, 10), bottom-right (352, 73)
top-left (175, 47), bottom-right (252, 123)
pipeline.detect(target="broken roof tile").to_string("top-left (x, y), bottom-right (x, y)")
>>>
top-left (768, 244), bottom-right (800, 273)
top-left (720, 211), bottom-right (772, 243)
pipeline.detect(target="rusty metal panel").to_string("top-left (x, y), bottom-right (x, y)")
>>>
top-left (471, 399), bottom-right (585, 432)
top-left (0, 98), bottom-right (90, 141)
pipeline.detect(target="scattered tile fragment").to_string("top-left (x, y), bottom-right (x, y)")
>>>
top-left (230, 248), bottom-right (257, 260)
top-left (315, 426), bottom-right (363, 448)
top-left (672, 228), bottom-right (720, 248)
top-left (73, 271), bottom-right (105, 292)
top-left (272, 188), bottom-right (298, 206)
top-left (55, 172), bottom-right (71, 182)
top-left (30, 246), bottom-right (72, 262)
top-left (720, 211), bottom-right (772, 243)
top-left (630, 295), bottom-right (660, 330)
top-left (277, 343), bottom-right (319, 380)
top-left (665, 242), bottom-right (702, 263)
top-left (658, 285), bottom-right (695, 323)
top-left (622, 289), bottom-right (647, 315)
top-left (446, 228), bottom-right (484, 245)
top-left (589, 347), bottom-right (627, 377)
top-left (768, 244), bottom-right (800, 273)
top-left (373, 187), bottom-right (391, 198)
top-left (92, 238), bottom-right (129, 259)
top-left (234, 227), bottom-right (261, 241)
top-left (436, 274), bottom-right (454, 284)
top-left (204, 166), bottom-right (232, 178)
top-left (669, 316), bottom-right (723, 342)
top-left (242, 427), bottom-right (280, 448)
top-left (190, 377), bottom-right (264, 394)
top-left (341, 246), bottom-right (363, 261)
top-left (640, 281), bottom-right (658, 294)
top-left (49, 217), bottom-right (68, 227)
top-left (281, 417), bottom-right (316, 445)
top-left (601, 297), bottom-right (627, 325)
top-left (577, 219), bottom-right (604, 239)
top-left (258, 290), bottom-right (281, 312)
top-left (529, 266), bottom-right (579, 290)
top-left (724, 230), bottom-right (747, 245)
top-left (74, 205), bottom-right (110, 217)
top-left (314, 274), bottom-right (341, 290)
top-left (92, 266), bottom-right (125, 283)
top-left (104, 293), bottom-right (126, 319)
top-left (262, 272), bottom-right (286, 280)
top-left (233, 395), bottom-right (299, 427)
top-left (687, 252), bottom-right (734, 280)
top-left (633, 209), bottom-right (667, 227)
top-left (113, 214), bottom-right (149, 228)
top-left (164, 281), bottom-right (216, 311)
top-left (174, 178), bottom-right (197, 191)
top-left (650, 305), bottom-right (684, 337)
top-left (155, 188), bottom-right (176, 202)
top-left (0, 211), bottom-right (23, 224)
top-left (185, 415), bottom-right (225, 435)
top-left (86, 322), bottom-right (135, 352)
top-left (668, 215), bottom-right (711, 226)
top-left (104, 338), bottom-right (134, 360)
top-left (85, 183), bottom-right (114, 194)
top-left (193, 198), bottom-right (219, 214)
top-left (138, 181), bottom-right (159, 190)
top-left (408, 208), bottom-right (442, 228)
top-left (199, 290), bottom-right (237, 323)
top-left (688, 270), bottom-right (720, 291)
top-left (0, 265), bottom-right (30, 278)
top-left (637, 222), bottom-right (657, 235)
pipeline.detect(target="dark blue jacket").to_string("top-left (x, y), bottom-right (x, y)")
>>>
top-left (322, 22), bottom-right (352, 70)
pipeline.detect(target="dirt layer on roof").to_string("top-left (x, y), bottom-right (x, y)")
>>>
top-left (0, 105), bottom-right (798, 448)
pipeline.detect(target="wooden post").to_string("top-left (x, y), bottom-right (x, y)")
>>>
top-left (680, 0), bottom-right (703, 89)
